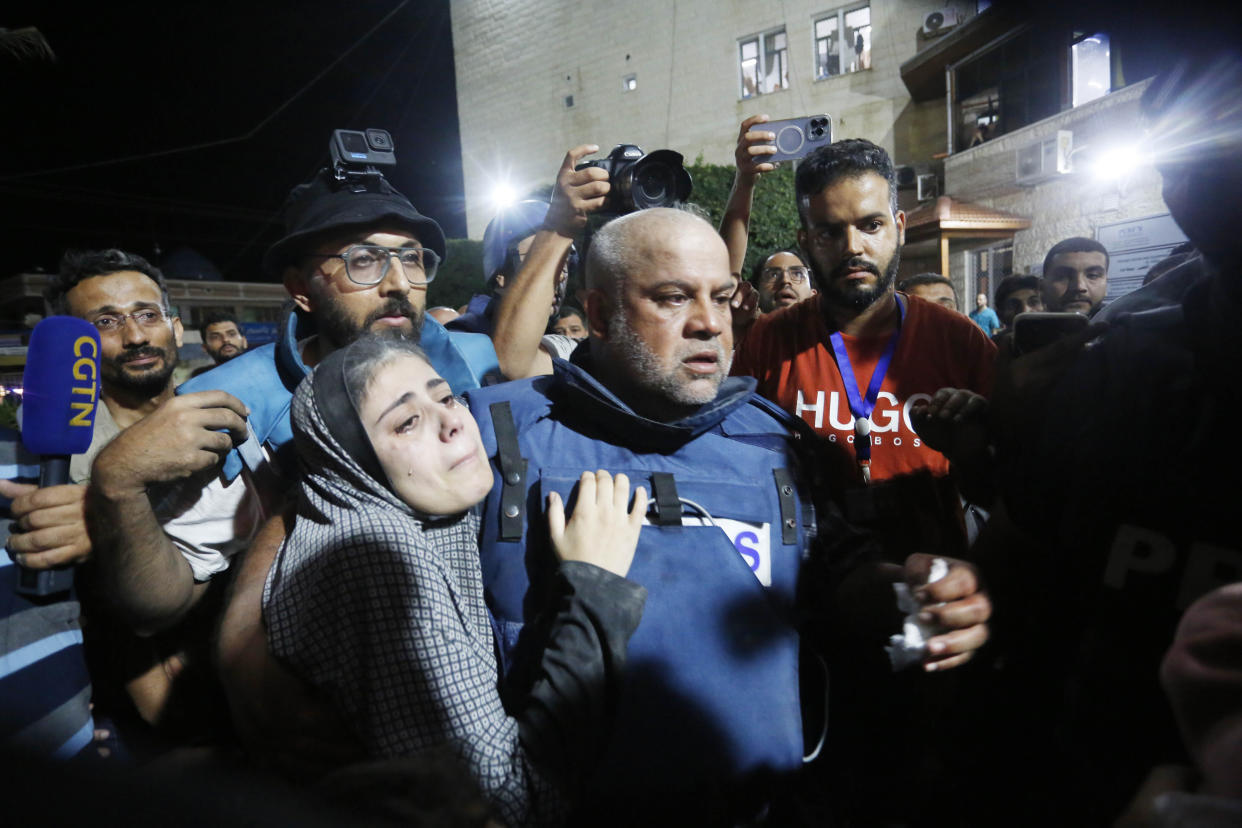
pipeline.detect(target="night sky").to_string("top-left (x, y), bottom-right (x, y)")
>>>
top-left (1, 0), bottom-right (463, 282)
top-left (2, 0), bottom-right (1234, 285)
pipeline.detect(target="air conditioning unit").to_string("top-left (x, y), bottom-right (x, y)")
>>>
top-left (916, 173), bottom-right (939, 201)
top-left (922, 7), bottom-right (961, 36)
top-left (896, 165), bottom-right (919, 190)
top-left (1015, 130), bottom-right (1073, 186)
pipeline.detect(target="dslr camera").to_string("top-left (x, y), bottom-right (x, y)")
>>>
top-left (575, 144), bottom-right (692, 214)
top-left (330, 128), bottom-right (396, 184)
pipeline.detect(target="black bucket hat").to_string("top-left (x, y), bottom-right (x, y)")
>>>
top-left (263, 169), bottom-right (447, 277)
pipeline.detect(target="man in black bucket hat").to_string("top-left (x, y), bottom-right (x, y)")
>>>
top-left (86, 157), bottom-right (500, 637)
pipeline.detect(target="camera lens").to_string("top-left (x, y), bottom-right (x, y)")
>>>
top-left (366, 129), bottom-right (392, 150)
top-left (633, 163), bottom-right (674, 208)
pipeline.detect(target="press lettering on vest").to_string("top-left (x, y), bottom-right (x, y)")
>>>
top-left (735, 531), bottom-right (760, 571)
top-left (1103, 525), bottom-right (1177, 590)
top-left (1104, 524), bottom-right (1242, 609)
top-left (654, 516), bottom-right (772, 587)
top-left (1177, 542), bottom-right (1242, 609)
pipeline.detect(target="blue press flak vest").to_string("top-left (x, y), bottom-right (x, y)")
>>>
top-left (467, 358), bottom-right (818, 801)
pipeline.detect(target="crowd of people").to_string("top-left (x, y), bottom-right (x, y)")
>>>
top-left (1, 49), bottom-right (1240, 828)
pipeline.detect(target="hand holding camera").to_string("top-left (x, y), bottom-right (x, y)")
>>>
top-left (573, 144), bottom-right (692, 214)
top-left (545, 144), bottom-right (613, 238)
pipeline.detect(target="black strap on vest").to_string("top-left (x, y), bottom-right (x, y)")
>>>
top-left (490, 402), bottom-right (527, 541)
top-left (773, 468), bottom-right (797, 545)
top-left (650, 472), bottom-right (682, 526)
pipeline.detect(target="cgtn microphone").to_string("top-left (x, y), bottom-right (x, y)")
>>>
top-left (14, 316), bottom-right (101, 596)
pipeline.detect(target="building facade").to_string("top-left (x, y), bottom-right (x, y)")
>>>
top-left (451, 0), bottom-right (954, 235)
top-left (452, 0), bottom-right (1182, 305)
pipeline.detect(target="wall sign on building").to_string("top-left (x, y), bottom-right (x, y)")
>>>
top-left (1096, 213), bottom-right (1188, 302)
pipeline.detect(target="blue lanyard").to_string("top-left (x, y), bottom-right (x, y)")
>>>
top-left (827, 294), bottom-right (905, 474)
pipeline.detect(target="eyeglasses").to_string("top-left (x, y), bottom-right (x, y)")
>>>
top-left (309, 245), bottom-right (440, 286)
top-left (91, 308), bottom-right (169, 333)
top-left (758, 265), bottom-right (811, 285)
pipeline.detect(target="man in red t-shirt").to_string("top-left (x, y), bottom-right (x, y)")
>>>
top-left (732, 138), bottom-right (995, 557)
top-left (731, 136), bottom-right (997, 825)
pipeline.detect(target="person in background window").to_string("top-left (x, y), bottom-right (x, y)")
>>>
top-left (550, 305), bottom-right (588, 341)
top-left (752, 248), bottom-right (817, 312)
top-left (1041, 236), bottom-right (1109, 316)
top-left (993, 274), bottom-right (1044, 331)
top-left (199, 312), bottom-right (248, 366)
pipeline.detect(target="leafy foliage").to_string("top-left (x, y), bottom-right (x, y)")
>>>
top-left (429, 238), bottom-right (483, 311)
top-left (0, 396), bottom-right (17, 431)
top-left (685, 159), bottom-right (801, 278)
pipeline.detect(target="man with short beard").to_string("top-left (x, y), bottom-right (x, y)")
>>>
top-left (0, 248), bottom-right (180, 757)
top-left (198, 311), bottom-right (248, 366)
top-left (731, 139), bottom-right (997, 824)
top-left (733, 139), bottom-right (995, 543)
top-left (4, 248), bottom-right (184, 571)
top-left (463, 207), bottom-right (991, 825)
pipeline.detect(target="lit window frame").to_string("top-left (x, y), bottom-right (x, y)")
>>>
top-left (738, 26), bottom-right (790, 100)
top-left (813, 2), bottom-right (872, 81)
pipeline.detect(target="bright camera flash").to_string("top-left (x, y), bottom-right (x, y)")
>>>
top-left (1092, 145), bottom-right (1144, 181)
top-left (490, 182), bottom-right (518, 209)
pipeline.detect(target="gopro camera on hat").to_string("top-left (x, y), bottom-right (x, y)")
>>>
top-left (330, 128), bottom-right (397, 183)
top-left (261, 128), bottom-right (447, 276)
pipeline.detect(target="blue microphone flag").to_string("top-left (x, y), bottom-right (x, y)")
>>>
top-left (21, 316), bottom-right (101, 457)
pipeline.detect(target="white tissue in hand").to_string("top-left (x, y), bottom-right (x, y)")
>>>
top-left (886, 557), bottom-right (949, 670)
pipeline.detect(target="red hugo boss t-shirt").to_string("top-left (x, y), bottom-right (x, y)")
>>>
top-left (732, 292), bottom-right (996, 484)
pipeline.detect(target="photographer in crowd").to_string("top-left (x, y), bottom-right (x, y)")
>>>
top-left (447, 197), bottom-right (580, 376)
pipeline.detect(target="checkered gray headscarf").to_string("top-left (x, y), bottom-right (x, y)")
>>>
top-left (263, 342), bottom-right (555, 826)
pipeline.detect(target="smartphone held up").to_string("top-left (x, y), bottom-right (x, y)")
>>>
top-left (1012, 311), bottom-right (1090, 355)
top-left (746, 114), bottom-right (833, 164)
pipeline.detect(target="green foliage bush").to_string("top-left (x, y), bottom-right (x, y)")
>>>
top-left (429, 238), bottom-right (483, 311)
top-left (685, 159), bottom-right (801, 278)
top-left (0, 397), bottom-right (17, 431)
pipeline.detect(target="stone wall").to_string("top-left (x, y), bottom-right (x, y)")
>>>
top-left (944, 78), bottom-right (1169, 290)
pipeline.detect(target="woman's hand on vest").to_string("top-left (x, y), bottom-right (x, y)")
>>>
top-left (547, 470), bottom-right (648, 578)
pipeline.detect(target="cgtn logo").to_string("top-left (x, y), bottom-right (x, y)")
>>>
top-left (69, 335), bottom-right (98, 427)
top-left (20, 316), bottom-right (101, 457)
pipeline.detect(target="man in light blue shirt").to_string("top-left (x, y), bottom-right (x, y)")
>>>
top-left (969, 292), bottom-right (1001, 335)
